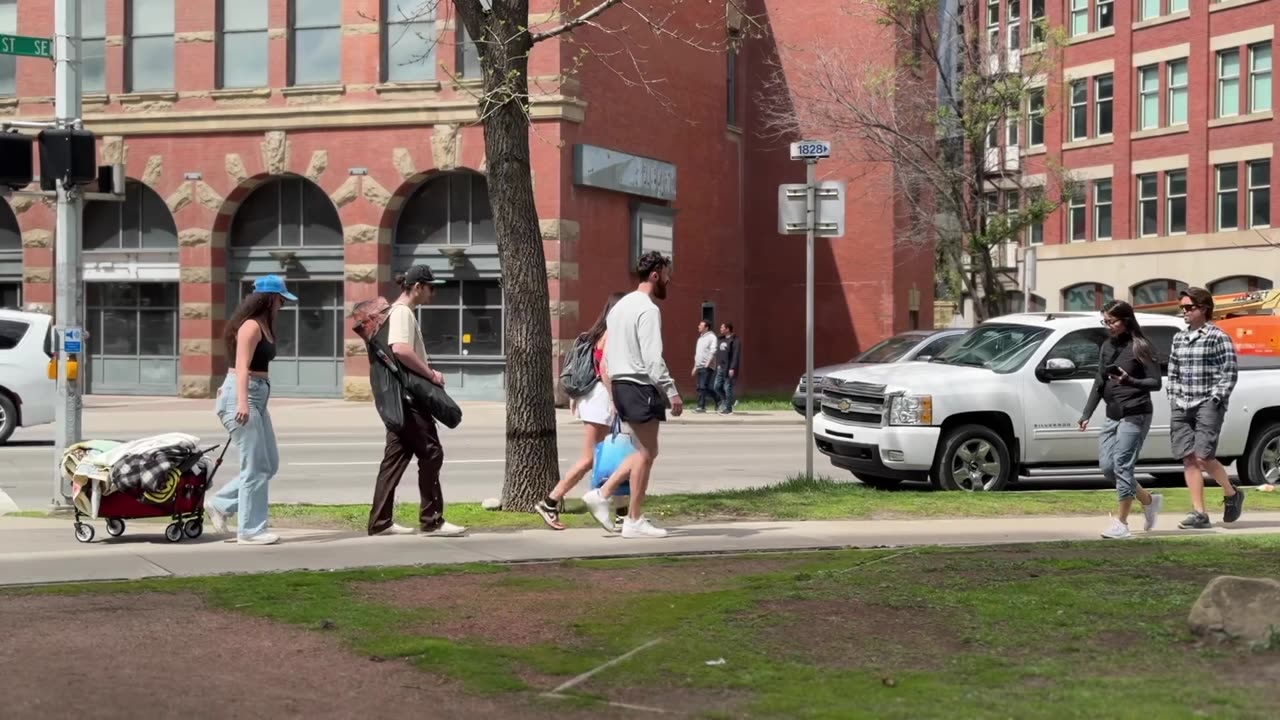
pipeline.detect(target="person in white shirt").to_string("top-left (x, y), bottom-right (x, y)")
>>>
top-left (691, 320), bottom-right (718, 413)
top-left (583, 251), bottom-right (682, 538)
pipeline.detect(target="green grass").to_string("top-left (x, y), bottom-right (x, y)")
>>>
top-left (716, 393), bottom-right (795, 412)
top-left (11, 538), bottom-right (1280, 717)
top-left (13, 476), bottom-right (1280, 531)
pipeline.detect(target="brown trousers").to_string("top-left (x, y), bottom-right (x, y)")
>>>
top-left (369, 408), bottom-right (445, 534)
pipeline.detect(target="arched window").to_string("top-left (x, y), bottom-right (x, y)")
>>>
top-left (1130, 278), bottom-right (1188, 306)
top-left (83, 180), bottom-right (178, 250)
top-left (0, 199), bottom-right (19, 251)
top-left (230, 175), bottom-right (342, 247)
top-left (395, 171), bottom-right (495, 246)
top-left (1208, 275), bottom-right (1273, 296)
top-left (1004, 293), bottom-right (1047, 314)
top-left (1062, 282), bottom-right (1115, 311)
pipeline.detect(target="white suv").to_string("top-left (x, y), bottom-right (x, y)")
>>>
top-left (0, 309), bottom-right (56, 444)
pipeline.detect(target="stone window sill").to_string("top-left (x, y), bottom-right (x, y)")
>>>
top-left (1211, 0), bottom-right (1269, 12)
top-left (117, 91), bottom-right (179, 103)
top-left (1209, 111), bottom-right (1273, 128)
top-left (281, 84), bottom-right (345, 97)
top-left (1069, 27), bottom-right (1115, 46)
top-left (210, 88), bottom-right (272, 100)
top-left (1130, 125), bottom-right (1189, 140)
top-left (375, 81), bottom-right (442, 95)
top-left (1063, 135), bottom-right (1114, 151)
top-left (1133, 11), bottom-right (1190, 31)
top-left (1025, 145), bottom-right (1047, 157)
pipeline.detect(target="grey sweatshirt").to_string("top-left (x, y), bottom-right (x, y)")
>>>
top-left (605, 290), bottom-right (679, 399)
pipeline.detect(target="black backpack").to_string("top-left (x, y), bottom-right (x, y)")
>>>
top-left (559, 333), bottom-right (599, 398)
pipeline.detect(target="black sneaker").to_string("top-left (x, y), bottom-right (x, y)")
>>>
top-left (1223, 490), bottom-right (1245, 524)
top-left (535, 499), bottom-right (565, 530)
top-left (1178, 511), bottom-right (1211, 530)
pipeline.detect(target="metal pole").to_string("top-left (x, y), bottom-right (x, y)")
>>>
top-left (804, 160), bottom-right (816, 479)
top-left (52, 0), bottom-right (83, 509)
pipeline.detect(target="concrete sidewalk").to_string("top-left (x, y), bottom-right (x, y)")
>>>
top-left (3, 512), bottom-right (1279, 587)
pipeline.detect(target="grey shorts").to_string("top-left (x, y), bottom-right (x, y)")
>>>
top-left (1170, 401), bottom-right (1225, 461)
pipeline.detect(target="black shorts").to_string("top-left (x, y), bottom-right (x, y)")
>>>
top-left (1171, 401), bottom-right (1226, 461)
top-left (612, 382), bottom-right (667, 425)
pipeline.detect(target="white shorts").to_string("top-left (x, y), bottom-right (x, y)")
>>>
top-left (575, 381), bottom-right (615, 427)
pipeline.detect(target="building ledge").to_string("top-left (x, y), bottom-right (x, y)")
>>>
top-left (1209, 111), bottom-right (1273, 128)
top-left (280, 84), bottom-right (346, 97)
top-left (1069, 27), bottom-right (1115, 46)
top-left (1133, 11), bottom-right (1190, 32)
top-left (210, 88), bottom-right (273, 100)
top-left (1034, 228), bottom-right (1280, 261)
top-left (117, 91), bottom-right (179, 103)
top-left (1025, 145), bottom-right (1047, 157)
top-left (375, 81), bottom-right (443, 96)
top-left (1063, 135), bottom-right (1113, 151)
top-left (0, 96), bottom-right (17, 109)
top-left (1130, 125), bottom-right (1189, 140)
top-left (1210, 0), bottom-right (1269, 12)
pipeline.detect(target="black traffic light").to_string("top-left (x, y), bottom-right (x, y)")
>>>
top-left (38, 128), bottom-right (96, 191)
top-left (0, 130), bottom-right (35, 190)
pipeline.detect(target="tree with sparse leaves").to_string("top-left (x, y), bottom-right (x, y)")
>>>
top-left (759, 0), bottom-right (1077, 321)
top-left (383, 1), bottom-right (758, 511)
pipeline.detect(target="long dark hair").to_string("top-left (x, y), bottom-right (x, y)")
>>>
top-left (225, 292), bottom-right (277, 361)
top-left (586, 292), bottom-right (627, 345)
top-left (1102, 300), bottom-right (1156, 367)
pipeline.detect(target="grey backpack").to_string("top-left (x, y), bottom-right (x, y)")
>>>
top-left (560, 333), bottom-right (599, 398)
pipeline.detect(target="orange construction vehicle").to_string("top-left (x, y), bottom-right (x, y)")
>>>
top-left (1135, 290), bottom-right (1280, 357)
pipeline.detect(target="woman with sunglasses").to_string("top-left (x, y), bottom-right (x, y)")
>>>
top-left (1078, 300), bottom-right (1164, 539)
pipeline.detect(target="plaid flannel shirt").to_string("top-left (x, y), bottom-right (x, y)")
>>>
top-left (1167, 323), bottom-right (1238, 409)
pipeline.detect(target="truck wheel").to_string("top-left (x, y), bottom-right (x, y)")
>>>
top-left (1242, 422), bottom-right (1280, 488)
top-left (852, 474), bottom-right (904, 490)
top-left (0, 393), bottom-right (16, 445)
top-left (932, 425), bottom-right (1012, 492)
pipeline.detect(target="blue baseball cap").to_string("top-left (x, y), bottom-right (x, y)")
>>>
top-left (253, 274), bottom-right (298, 301)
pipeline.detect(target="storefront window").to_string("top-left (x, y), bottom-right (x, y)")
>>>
top-left (416, 279), bottom-right (503, 357)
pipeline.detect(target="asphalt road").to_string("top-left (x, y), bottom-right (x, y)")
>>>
top-left (0, 397), bottom-right (836, 511)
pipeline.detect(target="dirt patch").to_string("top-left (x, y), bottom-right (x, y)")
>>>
top-left (0, 593), bottom-right (621, 720)
top-left (355, 557), bottom-right (801, 647)
top-left (754, 598), bottom-right (966, 672)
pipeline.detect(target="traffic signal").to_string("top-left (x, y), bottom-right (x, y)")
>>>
top-left (38, 128), bottom-right (96, 191)
top-left (0, 130), bottom-right (35, 190)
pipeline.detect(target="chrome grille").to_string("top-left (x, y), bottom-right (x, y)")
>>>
top-left (820, 380), bottom-right (887, 425)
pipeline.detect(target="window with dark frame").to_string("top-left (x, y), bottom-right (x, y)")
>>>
top-left (290, 0), bottom-right (343, 86)
top-left (1248, 159), bottom-right (1271, 229)
top-left (220, 0), bottom-right (269, 89)
top-left (86, 282), bottom-right (179, 359)
top-left (82, 181), bottom-right (179, 250)
top-left (1030, 0), bottom-right (1046, 44)
top-left (1209, 275), bottom-right (1273, 295)
top-left (1067, 186), bottom-right (1086, 242)
top-left (1069, 79), bottom-right (1088, 141)
top-left (128, 0), bottom-right (175, 92)
top-left (1166, 170), bottom-right (1187, 235)
top-left (383, 0), bottom-right (437, 82)
top-left (1094, 74), bottom-right (1113, 136)
top-left (1061, 285), bottom-right (1115, 313)
top-left (1137, 173), bottom-right (1158, 237)
top-left (229, 176), bottom-right (344, 247)
top-left (1131, 278), bottom-right (1188, 306)
top-left (414, 280), bottom-right (505, 358)
top-left (1096, 0), bottom-right (1113, 29)
top-left (1027, 87), bottom-right (1045, 146)
top-left (1216, 163), bottom-right (1239, 231)
top-left (457, 24), bottom-right (482, 78)
top-left (394, 172), bottom-right (495, 246)
top-left (1093, 179), bottom-right (1112, 240)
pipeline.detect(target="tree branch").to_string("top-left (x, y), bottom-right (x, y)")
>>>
top-left (530, 0), bottom-right (626, 44)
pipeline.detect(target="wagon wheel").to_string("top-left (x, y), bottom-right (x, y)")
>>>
top-left (183, 519), bottom-right (204, 539)
top-left (74, 523), bottom-right (95, 543)
top-left (105, 518), bottom-right (126, 537)
top-left (164, 523), bottom-right (184, 543)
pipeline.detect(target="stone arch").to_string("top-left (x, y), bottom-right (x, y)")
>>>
top-left (1130, 278), bottom-right (1188, 306)
top-left (1207, 275), bottom-right (1273, 296)
top-left (215, 173), bottom-right (344, 248)
top-left (83, 179), bottom-right (178, 250)
top-left (380, 167), bottom-right (491, 243)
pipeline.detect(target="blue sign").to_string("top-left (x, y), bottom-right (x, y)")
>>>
top-left (63, 327), bottom-right (82, 354)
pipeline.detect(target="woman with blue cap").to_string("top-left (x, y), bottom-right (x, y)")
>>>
top-left (205, 274), bottom-right (296, 545)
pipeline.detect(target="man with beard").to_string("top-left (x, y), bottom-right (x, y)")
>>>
top-left (582, 251), bottom-right (682, 538)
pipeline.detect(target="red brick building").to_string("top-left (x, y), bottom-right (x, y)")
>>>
top-left (0, 0), bottom-right (931, 400)
top-left (980, 0), bottom-right (1278, 315)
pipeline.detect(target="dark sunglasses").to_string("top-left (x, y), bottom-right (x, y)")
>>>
top-left (1179, 303), bottom-right (1199, 313)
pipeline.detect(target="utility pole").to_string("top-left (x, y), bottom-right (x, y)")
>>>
top-left (803, 158), bottom-right (816, 478)
top-left (52, 0), bottom-right (83, 508)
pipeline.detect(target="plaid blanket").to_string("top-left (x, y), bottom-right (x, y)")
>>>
top-left (110, 446), bottom-right (207, 496)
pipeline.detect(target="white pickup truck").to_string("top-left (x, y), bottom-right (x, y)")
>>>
top-left (813, 312), bottom-right (1280, 491)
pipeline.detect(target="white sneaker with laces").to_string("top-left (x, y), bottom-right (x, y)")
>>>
top-left (421, 521), bottom-right (467, 537)
top-left (204, 502), bottom-right (228, 534)
top-left (582, 490), bottom-right (615, 531)
top-left (621, 516), bottom-right (669, 539)
top-left (1142, 494), bottom-right (1164, 532)
top-left (376, 523), bottom-right (416, 536)
top-left (238, 532), bottom-right (280, 546)
top-left (1101, 518), bottom-right (1131, 539)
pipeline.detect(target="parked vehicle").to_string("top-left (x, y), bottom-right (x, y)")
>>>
top-left (0, 309), bottom-right (56, 444)
top-left (792, 329), bottom-right (965, 415)
top-left (812, 312), bottom-right (1280, 491)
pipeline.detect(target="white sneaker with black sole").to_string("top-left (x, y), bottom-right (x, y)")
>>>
top-left (621, 516), bottom-right (668, 539)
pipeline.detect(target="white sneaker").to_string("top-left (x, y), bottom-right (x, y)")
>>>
top-left (204, 502), bottom-right (228, 534)
top-left (1101, 517), bottom-right (1131, 540)
top-left (375, 523), bottom-right (416, 536)
top-left (421, 521), bottom-right (467, 537)
top-left (621, 516), bottom-right (669, 539)
top-left (238, 532), bottom-right (280, 546)
top-left (582, 490), bottom-right (615, 531)
top-left (1143, 494), bottom-right (1164, 532)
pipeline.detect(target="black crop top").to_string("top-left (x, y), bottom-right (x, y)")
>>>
top-left (248, 333), bottom-right (276, 372)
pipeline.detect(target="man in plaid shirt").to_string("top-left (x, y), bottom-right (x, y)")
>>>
top-left (1168, 287), bottom-right (1242, 529)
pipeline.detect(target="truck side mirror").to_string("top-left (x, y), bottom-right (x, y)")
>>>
top-left (1038, 357), bottom-right (1077, 382)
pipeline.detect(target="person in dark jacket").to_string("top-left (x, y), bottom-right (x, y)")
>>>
top-left (713, 322), bottom-right (741, 414)
top-left (1078, 300), bottom-right (1164, 539)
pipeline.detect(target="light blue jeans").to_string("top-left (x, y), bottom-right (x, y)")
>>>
top-left (211, 375), bottom-right (278, 538)
top-left (1099, 414), bottom-right (1152, 501)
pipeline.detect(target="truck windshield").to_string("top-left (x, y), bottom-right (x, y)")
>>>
top-left (932, 324), bottom-right (1053, 374)
top-left (852, 334), bottom-right (920, 363)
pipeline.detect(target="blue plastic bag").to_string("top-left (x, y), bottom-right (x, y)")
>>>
top-left (591, 420), bottom-right (633, 497)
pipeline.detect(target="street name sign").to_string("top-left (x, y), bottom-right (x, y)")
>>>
top-left (0, 34), bottom-right (53, 59)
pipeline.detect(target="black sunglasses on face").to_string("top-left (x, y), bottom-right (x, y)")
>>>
top-left (1180, 304), bottom-right (1198, 312)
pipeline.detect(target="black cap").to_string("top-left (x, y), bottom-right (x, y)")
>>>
top-left (403, 264), bottom-right (446, 286)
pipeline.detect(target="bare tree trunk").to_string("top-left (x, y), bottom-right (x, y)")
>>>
top-left (458, 1), bottom-right (559, 511)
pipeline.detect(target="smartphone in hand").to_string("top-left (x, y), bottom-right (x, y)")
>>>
top-left (1105, 364), bottom-right (1122, 377)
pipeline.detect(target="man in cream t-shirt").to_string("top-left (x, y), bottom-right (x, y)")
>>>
top-left (368, 264), bottom-right (467, 538)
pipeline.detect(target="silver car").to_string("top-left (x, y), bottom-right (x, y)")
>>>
top-left (792, 329), bottom-right (966, 415)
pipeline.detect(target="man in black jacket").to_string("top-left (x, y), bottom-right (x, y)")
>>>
top-left (714, 322), bottom-right (741, 414)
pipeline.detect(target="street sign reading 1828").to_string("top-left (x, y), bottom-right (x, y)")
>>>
top-left (0, 34), bottom-right (53, 59)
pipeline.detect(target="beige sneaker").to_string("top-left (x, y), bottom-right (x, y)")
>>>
top-left (421, 521), bottom-right (467, 537)
top-left (621, 516), bottom-right (669, 539)
top-left (375, 523), bottom-right (416, 536)
top-left (238, 532), bottom-right (280, 546)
